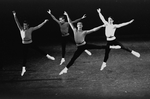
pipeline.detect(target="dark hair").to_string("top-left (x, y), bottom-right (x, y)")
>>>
top-left (77, 22), bottom-right (82, 24)
top-left (59, 16), bottom-right (66, 20)
top-left (23, 20), bottom-right (29, 24)
top-left (109, 16), bottom-right (114, 20)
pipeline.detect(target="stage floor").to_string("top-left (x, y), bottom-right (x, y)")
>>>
top-left (1, 41), bottom-right (150, 99)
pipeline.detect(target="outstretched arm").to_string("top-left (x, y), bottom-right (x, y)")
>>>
top-left (64, 11), bottom-right (76, 31)
top-left (97, 8), bottom-right (108, 25)
top-left (115, 19), bottom-right (134, 28)
top-left (12, 11), bottom-right (22, 30)
top-left (85, 24), bottom-right (105, 34)
top-left (71, 14), bottom-right (86, 24)
top-left (32, 19), bottom-right (48, 30)
top-left (47, 9), bottom-right (60, 24)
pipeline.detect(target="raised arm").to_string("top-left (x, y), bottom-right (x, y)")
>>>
top-left (71, 14), bottom-right (86, 24)
top-left (12, 11), bottom-right (22, 30)
top-left (97, 8), bottom-right (108, 25)
top-left (32, 19), bottom-right (48, 30)
top-left (85, 24), bottom-right (105, 34)
top-left (47, 9), bottom-right (60, 24)
top-left (115, 19), bottom-right (134, 28)
top-left (64, 11), bottom-right (76, 31)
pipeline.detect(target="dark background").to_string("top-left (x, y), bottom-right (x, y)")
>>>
top-left (0, 0), bottom-right (150, 66)
top-left (0, 1), bottom-right (150, 99)
top-left (1, 0), bottom-right (150, 43)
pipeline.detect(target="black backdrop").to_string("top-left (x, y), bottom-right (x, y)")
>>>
top-left (1, 0), bottom-right (150, 44)
top-left (0, 0), bottom-right (150, 61)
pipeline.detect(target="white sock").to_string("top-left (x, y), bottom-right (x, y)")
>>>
top-left (21, 66), bottom-right (26, 76)
top-left (131, 50), bottom-right (140, 58)
top-left (59, 67), bottom-right (68, 75)
top-left (100, 62), bottom-right (106, 71)
top-left (110, 45), bottom-right (121, 49)
top-left (46, 54), bottom-right (55, 60)
top-left (60, 58), bottom-right (65, 65)
top-left (85, 50), bottom-right (92, 56)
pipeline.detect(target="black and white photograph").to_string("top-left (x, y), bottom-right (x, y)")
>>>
top-left (0, 0), bottom-right (150, 99)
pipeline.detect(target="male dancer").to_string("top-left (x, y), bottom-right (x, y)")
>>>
top-left (47, 9), bottom-right (92, 65)
top-left (97, 8), bottom-right (140, 71)
top-left (59, 11), bottom-right (106, 75)
top-left (13, 11), bottom-right (55, 76)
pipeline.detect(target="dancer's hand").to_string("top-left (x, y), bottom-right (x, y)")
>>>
top-left (44, 19), bottom-right (49, 22)
top-left (63, 11), bottom-right (68, 16)
top-left (12, 11), bottom-right (16, 16)
top-left (47, 9), bottom-right (51, 14)
top-left (82, 14), bottom-right (86, 19)
top-left (97, 8), bottom-right (101, 13)
top-left (130, 19), bottom-right (134, 23)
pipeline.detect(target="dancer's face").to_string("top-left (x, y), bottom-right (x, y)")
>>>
top-left (23, 23), bottom-right (29, 30)
top-left (77, 22), bottom-right (83, 29)
top-left (108, 17), bottom-right (114, 24)
top-left (59, 17), bottom-right (65, 23)
top-left (77, 22), bottom-right (83, 30)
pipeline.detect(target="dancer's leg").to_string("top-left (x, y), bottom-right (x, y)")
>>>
top-left (30, 43), bottom-right (55, 60)
top-left (111, 40), bottom-right (140, 58)
top-left (21, 44), bottom-right (28, 76)
top-left (101, 43), bottom-right (111, 71)
top-left (60, 36), bottom-right (67, 65)
top-left (59, 45), bottom-right (85, 75)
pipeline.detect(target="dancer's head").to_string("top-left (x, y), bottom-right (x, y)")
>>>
top-left (23, 21), bottom-right (29, 30)
top-left (77, 22), bottom-right (83, 30)
top-left (59, 16), bottom-right (65, 23)
top-left (108, 17), bottom-right (114, 24)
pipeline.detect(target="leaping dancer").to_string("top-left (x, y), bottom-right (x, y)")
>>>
top-left (59, 11), bottom-right (106, 75)
top-left (97, 8), bottom-right (140, 71)
top-left (13, 11), bottom-right (55, 76)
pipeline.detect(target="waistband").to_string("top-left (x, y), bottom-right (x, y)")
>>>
top-left (22, 39), bottom-right (32, 44)
top-left (107, 36), bottom-right (116, 41)
top-left (76, 41), bottom-right (86, 46)
top-left (62, 33), bottom-right (69, 37)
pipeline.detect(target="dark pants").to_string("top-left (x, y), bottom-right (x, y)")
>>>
top-left (22, 43), bottom-right (47, 66)
top-left (104, 39), bottom-right (131, 62)
top-left (66, 43), bottom-right (106, 68)
top-left (61, 35), bottom-right (75, 58)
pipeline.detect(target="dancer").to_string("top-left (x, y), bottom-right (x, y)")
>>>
top-left (13, 11), bottom-right (55, 76)
top-left (59, 11), bottom-right (106, 75)
top-left (97, 8), bottom-right (140, 71)
top-left (47, 9), bottom-right (92, 65)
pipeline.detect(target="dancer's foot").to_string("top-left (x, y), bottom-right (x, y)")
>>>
top-left (21, 66), bottom-right (26, 76)
top-left (100, 62), bottom-right (106, 71)
top-left (84, 50), bottom-right (92, 56)
top-left (110, 45), bottom-right (121, 49)
top-left (46, 54), bottom-right (55, 60)
top-left (131, 50), bottom-right (140, 58)
top-left (59, 67), bottom-right (68, 75)
top-left (60, 58), bottom-right (65, 65)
